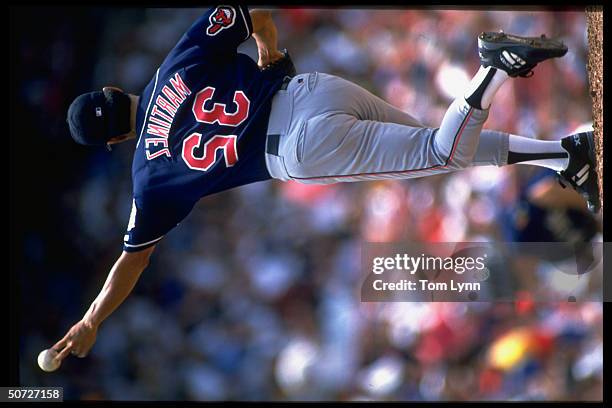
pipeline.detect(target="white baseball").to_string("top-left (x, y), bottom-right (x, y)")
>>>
top-left (37, 349), bottom-right (61, 372)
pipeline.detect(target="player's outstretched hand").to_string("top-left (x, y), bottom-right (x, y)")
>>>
top-left (52, 319), bottom-right (98, 361)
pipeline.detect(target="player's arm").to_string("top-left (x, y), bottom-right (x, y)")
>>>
top-left (250, 9), bottom-right (284, 68)
top-left (51, 246), bottom-right (156, 361)
top-left (50, 194), bottom-right (193, 361)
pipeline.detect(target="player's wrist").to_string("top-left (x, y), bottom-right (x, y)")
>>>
top-left (256, 43), bottom-right (283, 64)
top-left (82, 312), bottom-right (101, 330)
top-left (253, 35), bottom-right (275, 51)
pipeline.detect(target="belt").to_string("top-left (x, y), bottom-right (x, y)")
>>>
top-left (266, 76), bottom-right (293, 156)
top-left (280, 75), bottom-right (292, 91)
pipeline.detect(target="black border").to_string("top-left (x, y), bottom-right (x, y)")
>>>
top-left (8, 1), bottom-right (608, 405)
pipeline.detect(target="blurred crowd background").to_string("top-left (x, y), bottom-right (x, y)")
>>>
top-left (13, 7), bottom-right (603, 401)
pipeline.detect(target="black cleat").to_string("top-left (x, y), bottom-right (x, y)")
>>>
top-left (558, 131), bottom-right (600, 213)
top-left (478, 31), bottom-right (568, 78)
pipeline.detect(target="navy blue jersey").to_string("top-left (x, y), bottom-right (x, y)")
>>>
top-left (123, 5), bottom-right (292, 252)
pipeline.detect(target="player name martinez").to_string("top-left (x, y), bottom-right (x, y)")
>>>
top-left (372, 279), bottom-right (481, 293)
top-left (144, 71), bottom-right (192, 160)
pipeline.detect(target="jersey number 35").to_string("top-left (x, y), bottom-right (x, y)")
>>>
top-left (182, 86), bottom-right (250, 172)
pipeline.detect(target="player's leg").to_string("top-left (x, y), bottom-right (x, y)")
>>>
top-left (306, 35), bottom-right (573, 173)
top-left (414, 32), bottom-right (587, 180)
top-left (268, 76), bottom-right (502, 183)
top-left (490, 134), bottom-right (569, 171)
top-left (331, 79), bottom-right (512, 170)
top-left (306, 71), bottom-right (493, 168)
top-left (287, 71), bottom-right (492, 174)
top-left (267, 72), bottom-right (460, 183)
top-left (304, 71), bottom-right (550, 176)
top-left (465, 32), bottom-right (599, 211)
top-left (268, 33), bottom-right (598, 208)
top-left (350, 80), bottom-right (573, 173)
top-left (471, 129), bottom-right (599, 212)
top-left (461, 32), bottom-right (572, 171)
top-left (278, 112), bottom-right (458, 184)
top-left (464, 63), bottom-right (572, 172)
top-left (272, 66), bottom-right (556, 182)
top-left (471, 131), bottom-right (569, 171)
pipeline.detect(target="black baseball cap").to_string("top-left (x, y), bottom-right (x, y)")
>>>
top-left (67, 88), bottom-right (132, 148)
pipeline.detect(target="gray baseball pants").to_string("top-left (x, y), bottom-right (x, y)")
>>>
top-left (265, 72), bottom-right (509, 184)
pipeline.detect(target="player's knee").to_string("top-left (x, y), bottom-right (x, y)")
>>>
top-left (432, 136), bottom-right (475, 170)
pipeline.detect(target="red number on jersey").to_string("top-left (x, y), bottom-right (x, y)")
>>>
top-left (182, 133), bottom-right (238, 172)
top-left (182, 86), bottom-right (249, 171)
top-left (192, 86), bottom-right (250, 127)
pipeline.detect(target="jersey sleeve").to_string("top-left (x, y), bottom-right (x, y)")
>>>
top-left (182, 5), bottom-right (253, 55)
top-left (122, 196), bottom-right (195, 253)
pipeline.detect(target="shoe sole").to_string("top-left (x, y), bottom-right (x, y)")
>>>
top-left (585, 131), bottom-right (596, 165)
top-left (478, 32), bottom-right (568, 57)
top-left (584, 132), bottom-right (600, 212)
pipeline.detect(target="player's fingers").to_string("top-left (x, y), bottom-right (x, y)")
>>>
top-left (70, 345), bottom-right (88, 358)
top-left (56, 342), bottom-right (74, 362)
top-left (51, 335), bottom-right (69, 353)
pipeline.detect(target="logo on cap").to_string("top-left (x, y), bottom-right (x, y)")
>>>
top-left (206, 6), bottom-right (236, 36)
top-left (95, 107), bottom-right (103, 117)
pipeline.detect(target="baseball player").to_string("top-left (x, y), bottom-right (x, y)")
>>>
top-left (54, 6), bottom-right (599, 360)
